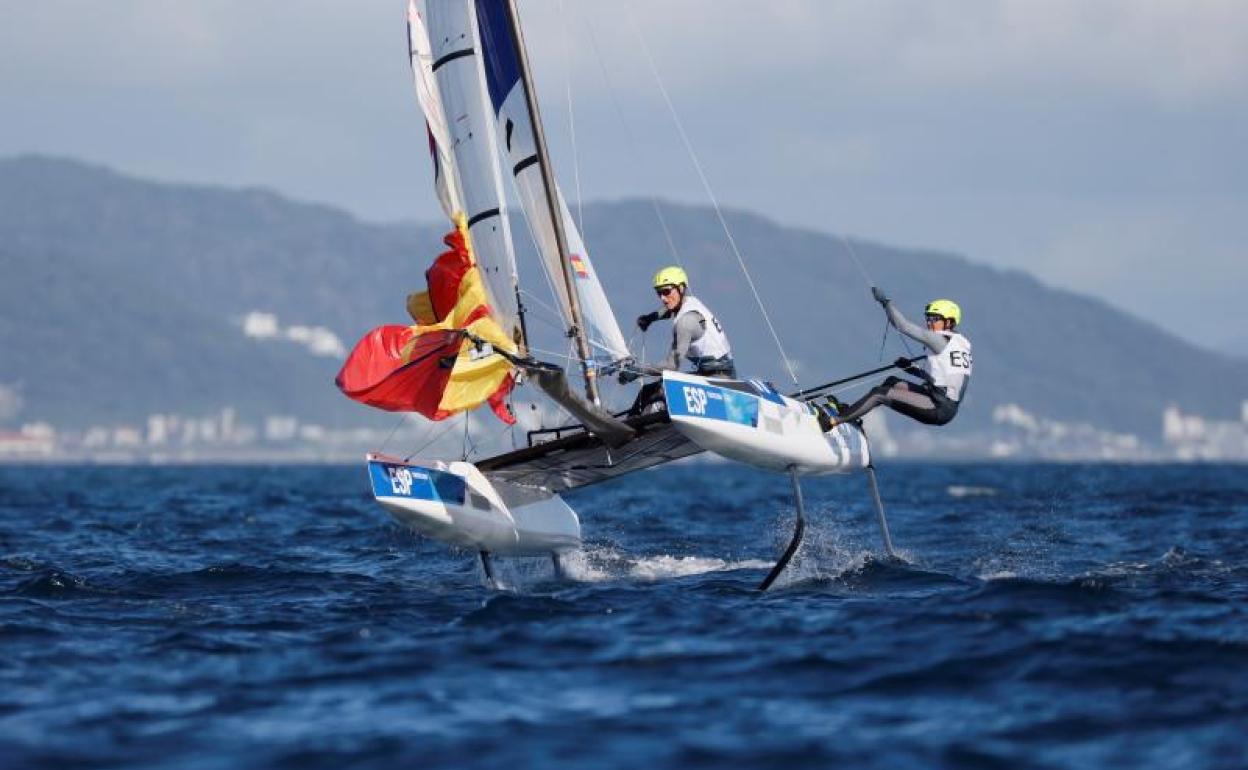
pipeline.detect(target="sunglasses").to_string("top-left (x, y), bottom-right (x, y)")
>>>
top-left (925, 315), bottom-right (944, 324)
top-left (656, 285), bottom-right (680, 297)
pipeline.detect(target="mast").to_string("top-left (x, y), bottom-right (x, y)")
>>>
top-left (503, 0), bottom-right (600, 404)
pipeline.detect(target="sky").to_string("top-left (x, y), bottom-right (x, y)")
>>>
top-left (2, 1), bottom-right (1245, 354)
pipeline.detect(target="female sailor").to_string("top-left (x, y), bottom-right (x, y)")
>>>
top-left (825, 288), bottom-right (972, 429)
top-left (621, 266), bottom-right (735, 416)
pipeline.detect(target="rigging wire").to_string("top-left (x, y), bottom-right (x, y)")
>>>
top-left (578, 9), bottom-right (683, 268)
top-left (625, 8), bottom-right (801, 389)
top-left (517, 288), bottom-right (567, 329)
top-left (840, 232), bottom-right (906, 359)
top-left (839, 234), bottom-right (875, 289)
top-left (514, 188), bottom-right (569, 335)
top-left (404, 412), bottom-right (467, 462)
top-left (461, 413), bottom-right (479, 461)
top-left (378, 413), bottom-right (410, 454)
top-left (556, 0), bottom-right (586, 238)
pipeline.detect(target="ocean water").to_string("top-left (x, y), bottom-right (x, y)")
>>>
top-left (1, 462), bottom-right (1245, 769)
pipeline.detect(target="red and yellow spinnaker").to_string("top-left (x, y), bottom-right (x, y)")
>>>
top-left (336, 216), bottom-right (518, 424)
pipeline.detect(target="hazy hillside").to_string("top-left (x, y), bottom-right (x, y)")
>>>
top-left (3, 156), bottom-right (1245, 439)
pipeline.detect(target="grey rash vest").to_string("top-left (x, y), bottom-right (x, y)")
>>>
top-left (649, 310), bottom-right (705, 373)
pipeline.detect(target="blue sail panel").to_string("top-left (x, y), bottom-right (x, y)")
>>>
top-left (474, 0), bottom-right (520, 114)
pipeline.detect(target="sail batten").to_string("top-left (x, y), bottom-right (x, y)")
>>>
top-left (474, 0), bottom-right (630, 371)
top-left (342, 1), bottom-right (633, 428)
top-left (410, 0), bottom-right (523, 348)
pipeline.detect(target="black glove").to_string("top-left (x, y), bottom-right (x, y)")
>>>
top-left (637, 311), bottom-right (661, 332)
top-left (893, 356), bottom-right (912, 370)
top-left (618, 369), bottom-right (641, 384)
top-left (872, 286), bottom-right (890, 305)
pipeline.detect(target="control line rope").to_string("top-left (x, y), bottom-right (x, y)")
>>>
top-left (627, 9), bottom-right (800, 389)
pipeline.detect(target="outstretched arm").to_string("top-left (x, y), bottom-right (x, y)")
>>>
top-left (884, 302), bottom-right (947, 353)
top-left (873, 287), bottom-right (947, 354)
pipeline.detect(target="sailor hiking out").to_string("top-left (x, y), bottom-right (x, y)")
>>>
top-left (622, 266), bottom-right (735, 415)
top-left (824, 287), bottom-right (972, 429)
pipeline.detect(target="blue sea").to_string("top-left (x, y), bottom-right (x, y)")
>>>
top-left (1, 462), bottom-right (1246, 769)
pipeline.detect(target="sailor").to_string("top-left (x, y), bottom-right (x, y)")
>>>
top-left (825, 288), bottom-right (972, 429)
top-left (620, 266), bottom-right (735, 415)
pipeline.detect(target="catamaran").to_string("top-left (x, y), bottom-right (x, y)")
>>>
top-left (336, 0), bottom-right (899, 590)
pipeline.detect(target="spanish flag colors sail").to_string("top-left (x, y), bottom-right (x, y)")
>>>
top-left (407, 0), bottom-right (523, 349)
top-left (336, 216), bottom-right (518, 424)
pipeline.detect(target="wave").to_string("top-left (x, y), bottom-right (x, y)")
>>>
top-left (565, 548), bottom-right (772, 583)
top-left (946, 485), bottom-right (999, 498)
top-left (4, 560), bottom-right (115, 599)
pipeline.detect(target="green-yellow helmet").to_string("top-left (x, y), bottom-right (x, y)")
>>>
top-left (652, 265), bottom-right (688, 289)
top-left (925, 299), bottom-right (962, 326)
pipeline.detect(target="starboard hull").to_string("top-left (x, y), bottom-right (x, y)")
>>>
top-left (367, 453), bottom-right (581, 556)
top-left (662, 372), bottom-right (870, 474)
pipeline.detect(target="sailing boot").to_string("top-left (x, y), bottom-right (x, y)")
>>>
top-left (821, 395), bottom-right (863, 431)
top-left (816, 397), bottom-right (846, 432)
top-left (815, 403), bottom-right (834, 432)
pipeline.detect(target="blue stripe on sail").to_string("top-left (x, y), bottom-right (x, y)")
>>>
top-left (474, 0), bottom-right (521, 114)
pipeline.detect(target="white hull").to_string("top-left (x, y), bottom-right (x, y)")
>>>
top-left (662, 371), bottom-right (870, 474)
top-left (367, 453), bottom-right (581, 556)
top-left (365, 373), bottom-right (869, 555)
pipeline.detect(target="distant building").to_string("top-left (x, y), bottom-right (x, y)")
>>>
top-left (113, 426), bottom-right (143, 448)
top-left (265, 416), bottom-right (299, 442)
top-left (1162, 403), bottom-right (1248, 460)
top-left (0, 424), bottom-right (55, 457)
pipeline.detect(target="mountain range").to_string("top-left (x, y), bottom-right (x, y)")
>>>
top-left (3, 155), bottom-right (1245, 442)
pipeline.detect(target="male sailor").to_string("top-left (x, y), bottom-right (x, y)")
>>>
top-left (620, 266), bottom-right (735, 416)
top-left (824, 287), bottom-right (972, 429)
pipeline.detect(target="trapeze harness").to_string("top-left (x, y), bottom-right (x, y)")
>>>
top-left (627, 295), bottom-right (735, 417)
top-left (674, 295), bottom-right (735, 377)
top-left (840, 331), bottom-right (972, 426)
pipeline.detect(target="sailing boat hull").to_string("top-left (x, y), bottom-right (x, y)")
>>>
top-left (662, 372), bottom-right (870, 475)
top-left (367, 453), bottom-right (581, 556)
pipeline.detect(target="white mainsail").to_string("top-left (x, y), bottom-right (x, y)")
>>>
top-left (472, 0), bottom-right (630, 366)
top-left (408, 0), bottom-right (523, 347)
top-left (406, 4), bottom-right (462, 221)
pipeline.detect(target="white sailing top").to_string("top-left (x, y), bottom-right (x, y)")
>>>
top-left (674, 295), bottom-right (732, 362)
top-left (927, 332), bottom-right (973, 401)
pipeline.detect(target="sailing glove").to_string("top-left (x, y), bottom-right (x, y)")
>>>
top-left (893, 357), bottom-right (912, 370)
top-left (872, 286), bottom-right (890, 306)
top-left (618, 368), bottom-right (641, 384)
top-left (637, 311), bottom-right (661, 332)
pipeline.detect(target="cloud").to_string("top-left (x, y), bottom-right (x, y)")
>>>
top-left (0, 1), bottom-right (393, 89)
top-left (516, 1), bottom-right (1248, 109)
top-left (9, 2), bottom-right (1245, 104)
top-left (1031, 196), bottom-right (1248, 343)
top-left (2, 1), bottom-right (1244, 349)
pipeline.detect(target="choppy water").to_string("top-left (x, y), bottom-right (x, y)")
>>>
top-left (1, 462), bottom-right (1246, 769)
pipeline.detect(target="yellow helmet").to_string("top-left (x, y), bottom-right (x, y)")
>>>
top-left (925, 299), bottom-right (962, 326)
top-left (652, 265), bottom-right (688, 289)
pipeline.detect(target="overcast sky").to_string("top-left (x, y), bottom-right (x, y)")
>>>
top-left (3, 1), bottom-right (1245, 353)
